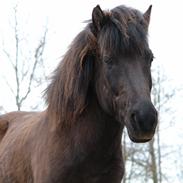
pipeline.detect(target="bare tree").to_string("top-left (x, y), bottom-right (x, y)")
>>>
top-left (1, 4), bottom-right (48, 111)
top-left (151, 65), bottom-right (176, 183)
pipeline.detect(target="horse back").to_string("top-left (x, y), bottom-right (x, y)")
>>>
top-left (0, 111), bottom-right (38, 139)
top-left (0, 111), bottom-right (44, 182)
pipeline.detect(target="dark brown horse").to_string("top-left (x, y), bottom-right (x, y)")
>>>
top-left (0, 4), bottom-right (157, 183)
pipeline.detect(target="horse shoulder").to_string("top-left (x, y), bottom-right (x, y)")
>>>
top-left (0, 118), bottom-right (9, 141)
top-left (0, 111), bottom-right (45, 182)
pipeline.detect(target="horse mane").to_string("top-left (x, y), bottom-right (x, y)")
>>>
top-left (45, 5), bottom-right (148, 128)
top-left (45, 25), bottom-right (97, 128)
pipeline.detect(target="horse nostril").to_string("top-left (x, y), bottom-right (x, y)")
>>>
top-left (130, 111), bottom-right (141, 131)
top-left (131, 112), bottom-right (137, 123)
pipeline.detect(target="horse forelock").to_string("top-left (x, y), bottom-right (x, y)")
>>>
top-left (99, 5), bottom-right (148, 56)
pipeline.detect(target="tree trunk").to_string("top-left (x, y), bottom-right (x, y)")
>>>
top-left (149, 138), bottom-right (158, 183)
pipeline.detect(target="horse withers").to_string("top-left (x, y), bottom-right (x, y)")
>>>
top-left (0, 4), bottom-right (157, 183)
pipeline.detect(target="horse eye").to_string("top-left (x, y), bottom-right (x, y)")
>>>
top-left (103, 56), bottom-right (113, 64)
top-left (144, 50), bottom-right (154, 65)
top-left (149, 55), bottom-right (154, 66)
top-left (150, 55), bottom-right (154, 62)
top-left (145, 53), bottom-right (154, 66)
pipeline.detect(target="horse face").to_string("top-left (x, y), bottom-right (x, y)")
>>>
top-left (93, 5), bottom-right (157, 143)
top-left (95, 52), bottom-right (157, 142)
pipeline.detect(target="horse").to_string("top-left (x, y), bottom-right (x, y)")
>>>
top-left (0, 4), bottom-right (158, 183)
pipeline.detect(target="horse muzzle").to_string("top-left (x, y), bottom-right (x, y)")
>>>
top-left (127, 100), bottom-right (158, 143)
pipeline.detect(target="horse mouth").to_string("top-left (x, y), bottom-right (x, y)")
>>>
top-left (128, 133), bottom-right (152, 143)
top-left (126, 123), bottom-right (155, 143)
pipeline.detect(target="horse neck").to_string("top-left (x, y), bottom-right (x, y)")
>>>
top-left (64, 95), bottom-right (122, 144)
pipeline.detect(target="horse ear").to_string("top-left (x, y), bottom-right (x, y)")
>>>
top-left (143, 5), bottom-right (152, 27)
top-left (92, 5), bottom-right (105, 32)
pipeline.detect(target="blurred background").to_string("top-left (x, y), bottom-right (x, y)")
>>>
top-left (0, 0), bottom-right (182, 182)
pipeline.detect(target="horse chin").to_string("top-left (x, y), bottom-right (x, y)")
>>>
top-left (126, 128), bottom-right (154, 143)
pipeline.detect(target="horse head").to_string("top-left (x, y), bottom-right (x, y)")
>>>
top-left (92, 5), bottom-right (157, 142)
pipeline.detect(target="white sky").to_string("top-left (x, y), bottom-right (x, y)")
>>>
top-left (0, 0), bottom-right (183, 181)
